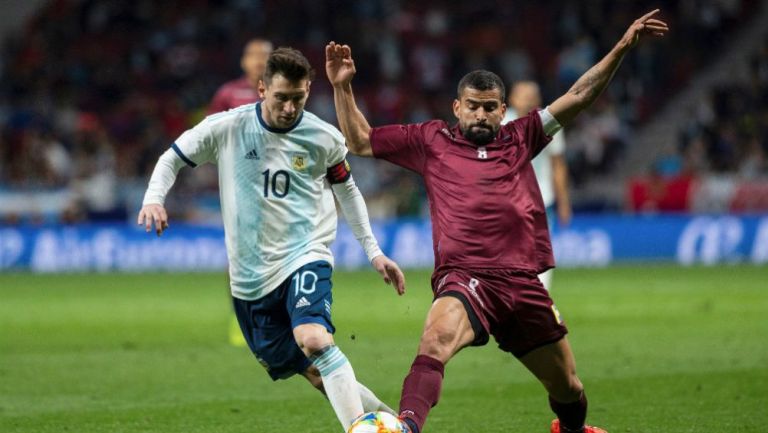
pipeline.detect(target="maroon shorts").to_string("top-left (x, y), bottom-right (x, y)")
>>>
top-left (432, 267), bottom-right (567, 357)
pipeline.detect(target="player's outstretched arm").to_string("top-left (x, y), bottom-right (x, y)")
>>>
top-left (331, 176), bottom-right (406, 295)
top-left (326, 42), bottom-right (374, 157)
top-left (548, 9), bottom-right (668, 128)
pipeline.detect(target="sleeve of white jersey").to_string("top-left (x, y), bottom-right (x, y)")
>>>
top-left (172, 118), bottom-right (218, 167)
top-left (331, 176), bottom-right (383, 263)
top-left (547, 127), bottom-right (567, 156)
top-left (142, 118), bottom-right (217, 206)
top-left (327, 128), bottom-right (349, 166)
top-left (142, 148), bottom-right (187, 206)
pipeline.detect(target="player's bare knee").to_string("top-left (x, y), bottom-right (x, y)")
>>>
top-left (296, 331), bottom-right (333, 354)
top-left (300, 335), bottom-right (328, 353)
top-left (294, 326), bottom-right (332, 354)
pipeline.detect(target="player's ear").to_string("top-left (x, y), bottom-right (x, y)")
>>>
top-left (258, 79), bottom-right (266, 98)
top-left (452, 99), bottom-right (461, 119)
top-left (500, 103), bottom-right (507, 117)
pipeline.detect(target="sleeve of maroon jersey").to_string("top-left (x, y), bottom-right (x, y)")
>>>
top-left (369, 123), bottom-right (427, 174)
top-left (208, 86), bottom-right (229, 114)
top-left (501, 109), bottom-right (552, 160)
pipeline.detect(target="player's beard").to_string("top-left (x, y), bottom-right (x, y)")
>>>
top-left (462, 123), bottom-right (496, 146)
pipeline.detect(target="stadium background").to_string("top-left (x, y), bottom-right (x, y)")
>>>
top-left (1, 1), bottom-right (767, 432)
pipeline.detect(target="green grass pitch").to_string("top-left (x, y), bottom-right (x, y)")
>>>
top-left (2, 265), bottom-right (767, 432)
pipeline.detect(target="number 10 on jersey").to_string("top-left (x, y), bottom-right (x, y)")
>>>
top-left (262, 169), bottom-right (291, 198)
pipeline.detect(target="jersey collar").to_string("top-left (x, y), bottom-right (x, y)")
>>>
top-left (256, 102), bottom-right (304, 133)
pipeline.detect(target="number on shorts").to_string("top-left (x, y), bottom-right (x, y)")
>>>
top-left (292, 270), bottom-right (318, 296)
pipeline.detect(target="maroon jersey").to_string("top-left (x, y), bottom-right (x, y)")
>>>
top-left (208, 77), bottom-right (260, 114)
top-left (370, 111), bottom-right (553, 274)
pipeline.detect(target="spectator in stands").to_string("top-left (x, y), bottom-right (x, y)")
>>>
top-left (0, 0), bottom-right (763, 220)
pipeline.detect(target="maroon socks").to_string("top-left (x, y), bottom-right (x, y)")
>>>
top-left (549, 391), bottom-right (588, 433)
top-left (399, 354), bottom-right (587, 433)
top-left (398, 355), bottom-right (445, 433)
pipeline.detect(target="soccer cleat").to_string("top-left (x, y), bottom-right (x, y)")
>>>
top-left (398, 417), bottom-right (415, 433)
top-left (550, 419), bottom-right (608, 433)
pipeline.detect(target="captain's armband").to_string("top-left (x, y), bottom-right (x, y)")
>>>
top-left (326, 160), bottom-right (352, 184)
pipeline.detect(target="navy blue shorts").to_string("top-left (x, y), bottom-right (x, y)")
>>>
top-left (232, 260), bottom-right (335, 381)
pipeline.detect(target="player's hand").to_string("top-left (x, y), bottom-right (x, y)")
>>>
top-left (137, 204), bottom-right (169, 236)
top-left (325, 41), bottom-right (356, 87)
top-left (621, 9), bottom-right (669, 49)
top-left (371, 255), bottom-right (406, 295)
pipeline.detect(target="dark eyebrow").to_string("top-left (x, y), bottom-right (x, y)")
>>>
top-left (465, 98), bottom-right (499, 106)
top-left (274, 91), bottom-right (306, 98)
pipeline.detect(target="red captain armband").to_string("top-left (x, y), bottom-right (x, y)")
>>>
top-left (326, 160), bottom-right (352, 184)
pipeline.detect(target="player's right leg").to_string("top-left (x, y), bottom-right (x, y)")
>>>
top-left (398, 295), bottom-right (477, 433)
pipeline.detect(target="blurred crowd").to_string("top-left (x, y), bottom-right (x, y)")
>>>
top-left (0, 0), bottom-right (761, 222)
top-left (677, 37), bottom-right (768, 177)
top-left (630, 32), bottom-right (768, 212)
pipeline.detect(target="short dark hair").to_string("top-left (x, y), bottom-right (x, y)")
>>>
top-left (263, 47), bottom-right (315, 85)
top-left (457, 70), bottom-right (506, 102)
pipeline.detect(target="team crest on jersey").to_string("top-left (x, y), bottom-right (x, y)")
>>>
top-left (477, 146), bottom-right (488, 159)
top-left (292, 153), bottom-right (309, 171)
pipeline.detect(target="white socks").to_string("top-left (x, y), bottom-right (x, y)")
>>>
top-left (313, 346), bottom-right (364, 430)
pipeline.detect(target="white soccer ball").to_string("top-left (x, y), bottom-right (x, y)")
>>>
top-left (348, 411), bottom-right (409, 433)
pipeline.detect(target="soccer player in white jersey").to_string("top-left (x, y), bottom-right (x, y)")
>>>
top-left (138, 47), bottom-right (405, 432)
top-left (504, 81), bottom-right (572, 291)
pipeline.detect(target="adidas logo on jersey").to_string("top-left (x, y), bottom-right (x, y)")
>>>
top-left (245, 149), bottom-right (260, 160)
top-left (295, 297), bottom-right (311, 308)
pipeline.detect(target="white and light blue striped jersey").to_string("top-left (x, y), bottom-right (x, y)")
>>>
top-left (173, 103), bottom-right (347, 300)
top-left (503, 109), bottom-right (565, 207)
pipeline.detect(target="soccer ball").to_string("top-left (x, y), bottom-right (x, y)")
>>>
top-left (348, 411), bottom-right (408, 433)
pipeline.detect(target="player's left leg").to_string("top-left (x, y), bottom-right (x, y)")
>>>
top-left (519, 338), bottom-right (606, 433)
top-left (288, 260), bottom-right (377, 430)
top-left (519, 337), bottom-right (585, 424)
top-left (490, 272), bottom-right (604, 432)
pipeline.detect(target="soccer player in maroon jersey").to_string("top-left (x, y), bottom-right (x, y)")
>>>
top-left (208, 38), bottom-right (273, 114)
top-left (326, 10), bottom-right (668, 433)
